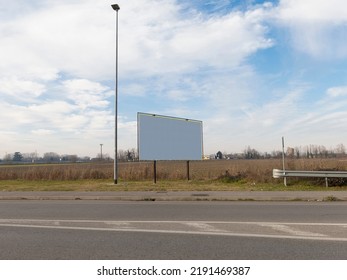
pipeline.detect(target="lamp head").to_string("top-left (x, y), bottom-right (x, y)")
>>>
top-left (111, 4), bottom-right (120, 11)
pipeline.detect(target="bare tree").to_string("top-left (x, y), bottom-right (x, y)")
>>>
top-left (243, 146), bottom-right (261, 159)
top-left (3, 153), bottom-right (12, 162)
top-left (43, 152), bottom-right (60, 162)
top-left (335, 143), bottom-right (346, 156)
top-left (286, 147), bottom-right (295, 158)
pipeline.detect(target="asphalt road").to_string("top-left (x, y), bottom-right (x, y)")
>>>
top-left (0, 201), bottom-right (346, 259)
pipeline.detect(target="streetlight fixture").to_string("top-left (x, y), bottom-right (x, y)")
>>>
top-left (111, 4), bottom-right (120, 184)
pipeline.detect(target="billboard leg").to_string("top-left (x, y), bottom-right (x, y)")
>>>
top-left (153, 160), bottom-right (157, 184)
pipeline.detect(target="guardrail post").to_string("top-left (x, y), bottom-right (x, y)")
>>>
top-left (281, 137), bottom-right (286, 187)
top-left (273, 169), bottom-right (347, 187)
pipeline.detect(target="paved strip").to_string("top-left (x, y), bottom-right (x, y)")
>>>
top-left (0, 191), bottom-right (347, 201)
top-left (0, 219), bottom-right (346, 242)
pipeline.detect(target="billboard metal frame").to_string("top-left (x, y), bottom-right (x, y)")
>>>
top-left (137, 112), bottom-right (203, 161)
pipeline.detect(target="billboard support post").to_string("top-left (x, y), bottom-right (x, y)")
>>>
top-left (153, 160), bottom-right (157, 184)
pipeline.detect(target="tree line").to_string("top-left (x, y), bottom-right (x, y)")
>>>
top-left (0, 149), bottom-right (138, 164)
top-left (214, 143), bottom-right (346, 160)
top-left (1, 144), bottom-right (346, 163)
top-left (1, 152), bottom-right (91, 163)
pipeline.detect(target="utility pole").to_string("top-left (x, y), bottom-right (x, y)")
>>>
top-left (111, 3), bottom-right (120, 184)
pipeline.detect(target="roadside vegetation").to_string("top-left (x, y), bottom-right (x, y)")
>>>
top-left (1, 158), bottom-right (347, 191)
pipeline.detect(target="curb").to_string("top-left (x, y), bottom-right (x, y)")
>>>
top-left (1, 191), bottom-right (347, 202)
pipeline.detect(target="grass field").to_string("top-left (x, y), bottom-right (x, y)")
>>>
top-left (1, 158), bottom-right (347, 191)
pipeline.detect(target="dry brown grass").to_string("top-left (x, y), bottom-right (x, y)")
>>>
top-left (1, 158), bottom-right (347, 185)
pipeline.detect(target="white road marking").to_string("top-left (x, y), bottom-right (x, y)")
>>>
top-left (185, 222), bottom-right (227, 232)
top-left (104, 221), bottom-right (134, 229)
top-left (0, 219), bottom-right (346, 242)
top-left (261, 224), bottom-right (327, 237)
top-left (1, 219), bottom-right (347, 226)
top-left (0, 223), bottom-right (347, 242)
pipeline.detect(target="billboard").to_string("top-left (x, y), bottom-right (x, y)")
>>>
top-left (137, 112), bottom-right (203, 160)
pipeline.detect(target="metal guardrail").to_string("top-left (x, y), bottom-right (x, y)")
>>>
top-left (273, 169), bottom-right (347, 187)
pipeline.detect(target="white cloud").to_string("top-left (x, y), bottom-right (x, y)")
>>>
top-left (277, 0), bottom-right (347, 22)
top-left (0, 99), bottom-right (115, 156)
top-left (31, 129), bottom-right (55, 136)
top-left (274, 0), bottom-right (347, 59)
top-left (0, 0), bottom-right (273, 83)
top-left (0, 77), bottom-right (46, 101)
top-left (120, 2), bottom-right (273, 76)
top-left (168, 11), bottom-right (272, 69)
top-left (327, 86), bottom-right (347, 98)
top-left (167, 90), bottom-right (189, 102)
top-left (203, 87), bottom-right (305, 153)
top-left (0, 1), bottom-right (113, 81)
top-left (62, 79), bottom-right (112, 110)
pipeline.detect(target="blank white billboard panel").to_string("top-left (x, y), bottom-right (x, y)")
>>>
top-left (137, 113), bottom-right (203, 160)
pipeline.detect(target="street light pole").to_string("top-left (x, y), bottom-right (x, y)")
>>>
top-left (111, 4), bottom-right (120, 184)
top-left (100, 144), bottom-right (103, 161)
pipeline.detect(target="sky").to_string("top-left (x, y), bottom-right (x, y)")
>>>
top-left (1, 0), bottom-right (347, 158)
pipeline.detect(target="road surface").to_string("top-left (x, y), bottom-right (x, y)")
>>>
top-left (0, 201), bottom-right (346, 259)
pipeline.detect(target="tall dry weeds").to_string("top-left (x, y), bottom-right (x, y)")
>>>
top-left (1, 159), bottom-right (347, 184)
